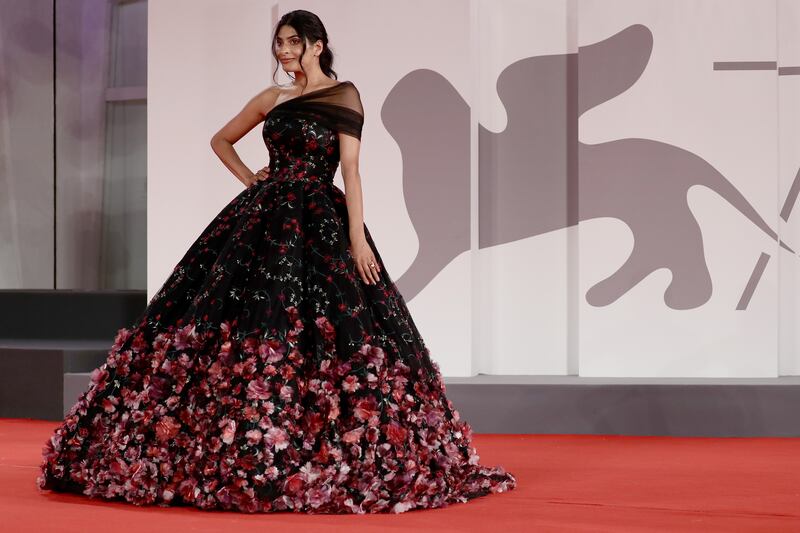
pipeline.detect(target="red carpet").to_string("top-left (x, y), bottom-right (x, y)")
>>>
top-left (3, 418), bottom-right (798, 531)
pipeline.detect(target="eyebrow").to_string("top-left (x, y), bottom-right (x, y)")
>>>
top-left (276, 34), bottom-right (300, 40)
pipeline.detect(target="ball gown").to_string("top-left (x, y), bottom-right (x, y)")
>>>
top-left (37, 80), bottom-right (517, 514)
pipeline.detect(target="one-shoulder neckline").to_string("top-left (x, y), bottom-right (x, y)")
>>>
top-left (267, 80), bottom-right (349, 117)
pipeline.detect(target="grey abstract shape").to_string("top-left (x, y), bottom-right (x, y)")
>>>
top-left (736, 252), bottom-right (770, 310)
top-left (780, 167), bottom-right (800, 221)
top-left (713, 61), bottom-right (800, 76)
top-left (384, 24), bottom-right (792, 311)
top-left (381, 70), bottom-right (471, 297)
top-left (578, 25), bottom-right (791, 309)
top-left (713, 61), bottom-right (777, 70)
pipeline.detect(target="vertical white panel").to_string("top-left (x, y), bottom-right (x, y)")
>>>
top-left (475, 0), bottom-right (573, 375)
top-left (578, 0), bottom-right (779, 377)
top-left (778, 0), bottom-right (800, 376)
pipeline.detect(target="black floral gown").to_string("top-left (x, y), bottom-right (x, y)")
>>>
top-left (37, 80), bottom-right (517, 514)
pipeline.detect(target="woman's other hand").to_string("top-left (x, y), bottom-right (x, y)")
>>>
top-left (350, 236), bottom-right (381, 285)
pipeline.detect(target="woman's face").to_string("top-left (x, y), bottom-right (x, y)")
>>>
top-left (274, 25), bottom-right (319, 73)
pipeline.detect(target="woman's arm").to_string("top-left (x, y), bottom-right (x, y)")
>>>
top-left (210, 87), bottom-right (278, 187)
top-left (339, 132), bottom-right (380, 285)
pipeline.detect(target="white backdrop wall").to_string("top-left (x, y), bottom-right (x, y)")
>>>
top-left (149, 0), bottom-right (800, 378)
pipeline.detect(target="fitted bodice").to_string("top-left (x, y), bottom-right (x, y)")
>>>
top-left (262, 110), bottom-right (343, 179)
top-left (261, 80), bottom-right (364, 183)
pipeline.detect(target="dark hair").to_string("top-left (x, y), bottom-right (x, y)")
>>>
top-left (271, 10), bottom-right (337, 84)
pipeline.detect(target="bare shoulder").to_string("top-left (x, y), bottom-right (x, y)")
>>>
top-left (268, 82), bottom-right (306, 107)
top-left (259, 84), bottom-right (283, 107)
top-left (271, 82), bottom-right (296, 94)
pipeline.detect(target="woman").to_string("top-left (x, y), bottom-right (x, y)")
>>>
top-left (37, 9), bottom-right (516, 514)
